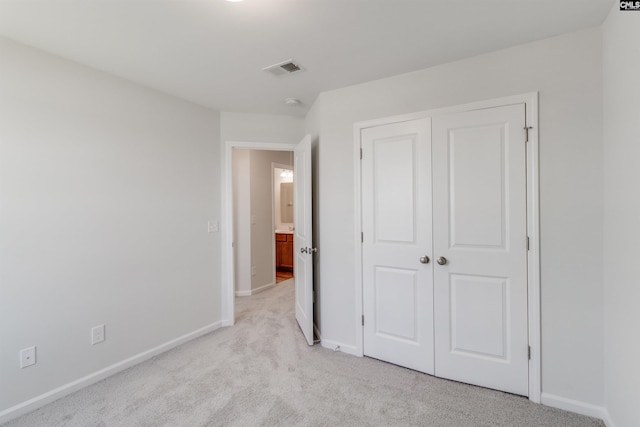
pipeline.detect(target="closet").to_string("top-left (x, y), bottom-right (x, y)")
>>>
top-left (361, 103), bottom-right (529, 396)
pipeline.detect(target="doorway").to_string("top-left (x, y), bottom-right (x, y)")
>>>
top-left (354, 93), bottom-right (541, 402)
top-left (230, 150), bottom-right (294, 297)
top-left (222, 137), bottom-right (316, 346)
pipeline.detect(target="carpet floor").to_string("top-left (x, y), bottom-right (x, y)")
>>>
top-left (5, 279), bottom-right (604, 426)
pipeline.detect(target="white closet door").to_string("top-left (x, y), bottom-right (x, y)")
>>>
top-left (361, 118), bottom-right (434, 374)
top-left (432, 104), bottom-right (529, 396)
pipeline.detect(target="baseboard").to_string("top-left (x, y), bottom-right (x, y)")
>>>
top-left (235, 281), bottom-right (276, 297)
top-left (540, 393), bottom-right (609, 424)
top-left (600, 408), bottom-right (616, 427)
top-left (0, 321), bottom-right (224, 425)
top-left (251, 281), bottom-right (276, 295)
top-left (313, 323), bottom-right (321, 342)
top-left (320, 338), bottom-right (359, 356)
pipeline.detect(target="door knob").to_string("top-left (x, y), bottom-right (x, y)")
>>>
top-left (300, 247), bottom-right (308, 254)
top-left (309, 247), bottom-right (318, 253)
top-left (419, 255), bottom-right (430, 264)
top-left (436, 256), bottom-right (447, 265)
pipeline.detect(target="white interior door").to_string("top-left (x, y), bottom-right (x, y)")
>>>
top-left (361, 118), bottom-right (434, 374)
top-left (294, 135), bottom-right (314, 345)
top-left (432, 104), bottom-right (529, 395)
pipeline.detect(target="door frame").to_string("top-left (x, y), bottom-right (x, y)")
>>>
top-left (221, 141), bottom-right (296, 327)
top-left (352, 93), bottom-right (541, 403)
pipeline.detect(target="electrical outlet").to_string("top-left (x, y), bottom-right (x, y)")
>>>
top-left (20, 346), bottom-right (36, 368)
top-left (207, 220), bottom-right (219, 233)
top-left (251, 266), bottom-right (256, 276)
top-left (91, 324), bottom-right (105, 345)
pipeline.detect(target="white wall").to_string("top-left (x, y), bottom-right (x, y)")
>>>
top-left (602, 6), bottom-right (640, 427)
top-left (220, 112), bottom-right (304, 145)
top-left (305, 28), bottom-right (604, 406)
top-left (0, 37), bottom-right (221, 415)
top-left (233, 149), bottom-right (251, 294)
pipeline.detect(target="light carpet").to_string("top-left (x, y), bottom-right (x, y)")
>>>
top-left (5, 279), bottom-right (604, 426)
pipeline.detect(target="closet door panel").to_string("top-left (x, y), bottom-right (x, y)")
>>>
top-left (361, 118), bottom-right (434, 374)
top-left (432, 104), bottom-right (529, 396)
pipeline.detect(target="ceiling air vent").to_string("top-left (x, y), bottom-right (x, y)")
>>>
top-left (262, 59), bottom-right (304, 77)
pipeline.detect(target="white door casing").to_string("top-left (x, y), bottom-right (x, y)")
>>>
top-left (432, 104), bottom-right (529, 395)
top-left (294, 135), bottom-right (314, 345)
top-left (361, 118), bottom-right (434, 374)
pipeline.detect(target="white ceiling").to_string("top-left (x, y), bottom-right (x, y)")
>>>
top-left (0, 0), bottom-right (614, 116)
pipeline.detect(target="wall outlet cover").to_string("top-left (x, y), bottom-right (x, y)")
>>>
top-left (91, 324), bottom-right (105, 345)
top-left (20, 346), bottom-right (36, 368)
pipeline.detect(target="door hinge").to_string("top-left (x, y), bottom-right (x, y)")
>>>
top-left (361, 232), bottom-right (364, 243)
top-left (526, 236), bottom-right (530, 251)
top-left (312, 291), bottom-right (315, 304)
top-left (362, 315), bottom-right (365, 326)
top-left (528, 345), bottom-right (531, 360)
top-left (525, 126), bottom-right (533, 143)
top-left (360, 148), bottom-right (363, 159)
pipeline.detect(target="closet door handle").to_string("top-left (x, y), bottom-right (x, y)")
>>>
top-left (436, 257), bottom-right (448, 265)
top-left (419, 255), bottom-right (430, 264)
top-left (300, 247), bottom-right (308, 254)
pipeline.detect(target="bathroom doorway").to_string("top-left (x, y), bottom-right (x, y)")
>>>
top-left (274, 163), bottom-right (295, 284)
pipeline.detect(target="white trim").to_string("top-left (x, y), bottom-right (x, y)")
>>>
top-left (320, 338), bottom-right (360, 356)
top-left (601, 408), bottom-right (616, 427)
top-left (234, 281), bottom-right (277, 297)
top-left (353, 92), bottom-right (541, 402)
top-left (221, 141), bottom-right (296, 326)
top-left (540, 393), bottom-right (609, 424)
top-left (524, 93), bottom-right (541, 402)
top-left (354, 94), bottom-right (537, 131)
top-left (0, 321), bottom-right (223, 424)
top-left (353, 124), bottom-right (365, 357)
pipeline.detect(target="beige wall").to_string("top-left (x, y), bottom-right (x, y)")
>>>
top-left (233, 149), bottom-right (252, 294)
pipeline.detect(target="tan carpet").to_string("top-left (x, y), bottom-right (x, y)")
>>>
top-left (4, 279), bottom-right (604, 426)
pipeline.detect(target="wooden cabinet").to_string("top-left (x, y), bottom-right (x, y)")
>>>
top-left (275, 233), bottom-right (294, 271)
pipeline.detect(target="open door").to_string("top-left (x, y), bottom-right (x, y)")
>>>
top-left (294, 135), bottom-right (314, 345)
